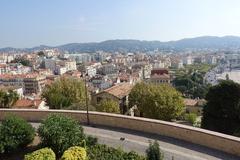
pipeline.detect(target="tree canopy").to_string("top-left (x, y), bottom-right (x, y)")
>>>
top-left (202, 80), bottom-right (240, 136)
top-left (0, 90), bottom-right (19, 108)
top-left (129, 83), bottom-right (184, 121)
top-left (146, 141), bottom-right (163, 160)
top-left (96, 99), bottom-right (120, 114)
top-left (11, 57), bottom-right (32, 67)
top-left (41, 77), bottom-right (87, 109)
top-left (173, 72), bottom-right (210, 99)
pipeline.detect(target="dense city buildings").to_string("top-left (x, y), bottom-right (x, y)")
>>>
top-left (23, 74), bottom-right (46, 95)
top-left (0, 48), bottom-right (230, 111)
top-left (0, 48), bottom-right (239, 135)
top-left (1, 1), bottom-right (240, 159)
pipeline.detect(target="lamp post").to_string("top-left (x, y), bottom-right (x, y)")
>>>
top-left (82, 73), bottom-right (90, 125)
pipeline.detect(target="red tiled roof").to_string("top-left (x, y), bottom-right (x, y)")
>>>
top-left (98, 83), bottom-right (133, 99)
top-left (0, 74), bottom-right (27, 79)
top-left (184, 98), bottom-right (198, 106)
top-left (0, 64), bottom-right (7, 68)
top-left (151, 69), bottom-right (169, 75)
top-left (13, 99), bottom-right (42, 109)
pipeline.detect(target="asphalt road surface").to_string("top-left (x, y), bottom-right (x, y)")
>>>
top-left (31, 123), bottom-right (239, 160)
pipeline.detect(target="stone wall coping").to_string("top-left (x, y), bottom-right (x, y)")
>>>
top-left (1, 108), bottom-right (239, 143)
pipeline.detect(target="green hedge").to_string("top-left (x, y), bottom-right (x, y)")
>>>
top-left (38, 114), bottom-right (85, 156)
top-left (0, 114), bottom-right (35, 154)
top-left (61, 146), bottom-right (87, 160)
top-left (87, 144), bottom-right (146, 160)
top-left (24, 148), bottom-right (55, 160)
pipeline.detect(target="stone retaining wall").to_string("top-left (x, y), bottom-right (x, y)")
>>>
top-left (0, 109), bottom-right (239, 156)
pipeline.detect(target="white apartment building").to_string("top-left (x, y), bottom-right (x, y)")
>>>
top-left (183, 56), bottom-right (193, 65)
top-left (86, 65), bottom-right (97, 78)
top-left (65, 53), bottom-right (93, 63)
top-left (206, 56), bottom-right (217, 64)
top-left (99, 64), bottom-right (117, 75)
top-left (56, 66), bottom-right (67, 75)
top-left (143, 64), bottom-right (152, 79)
top-left (45, 58), bottom-right (77, 74)
top-left (64, 60), bottom-right (77, 71)
top-left (0, 54), bottom-right (15, 63)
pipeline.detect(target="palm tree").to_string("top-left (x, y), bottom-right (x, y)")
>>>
top-left (0, 90), bottom-right (19, 108)
top-left (7, 90), bottom-right (19, 107)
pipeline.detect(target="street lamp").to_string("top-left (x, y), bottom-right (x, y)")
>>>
top-left (81, 73), bottom-right (90, 125)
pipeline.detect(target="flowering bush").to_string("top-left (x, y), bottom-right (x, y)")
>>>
top-left (61, 146), bottom-right (87, 160)
top-left (24, 148), bottom-right (55, 160)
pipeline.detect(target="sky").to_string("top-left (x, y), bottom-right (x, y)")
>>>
top-left (1, 0), bottom-right (240, 48)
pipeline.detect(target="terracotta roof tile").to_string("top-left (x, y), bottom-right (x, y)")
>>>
top-left (13, 99), bottom-right (42, 109)
top-left (184, 98), bottom-right (198, 106)
top-left (100, 83), bottom-right (133, 99)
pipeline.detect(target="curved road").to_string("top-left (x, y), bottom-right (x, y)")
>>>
top-left (32, 123), bottom-right (239, 160)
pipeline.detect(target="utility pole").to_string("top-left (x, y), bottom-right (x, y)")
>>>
top-left (84, 74), bottom-right (90, 125)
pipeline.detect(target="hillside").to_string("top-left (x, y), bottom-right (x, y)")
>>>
top-left (1, 36), bottom-right (240, 53)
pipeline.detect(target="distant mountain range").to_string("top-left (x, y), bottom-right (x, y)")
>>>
top-left (2, 36), bottom-right (240, 53)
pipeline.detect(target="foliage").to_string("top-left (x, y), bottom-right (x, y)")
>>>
top-left (123, 151), bottom-right (146, 160)
top-left (202, 80), bottom-right (240, 135)
top-left (37, 51), bottom-right (45, 57)
top-left (11, 57), bottom-right (32, 66)
top-left (233, 128), bottom-right (240, 137)
top-left (173, 72), bottom-right (210, 99)
top-left (173, 64), bottom-right (215, 76)
top-left (0, 144), bottom-right (4, 154)
top-left (0, 90), bottom-right (19, 108)
top-left (129, 83), bottom-right (184, 121)
top-left (146, 141), bottom-right (163, 160)
top-left (24, 148), bottom-right (55, 160)
top-left (42, 77), bottom-right (87, 109)
top-left (85, 136), bottom-right (98, 146)
top-left (37, 114), bottom-right (85, 156)
top-left (185, 64), bottom-right (215, 75)
top-left (0, 114), bottom-right (35, 154)
top-left (96, 99), bottom-right (120, 113)
top-left (61, 146), bottom-right (87, 160)
top-left (184, 113), bottom-right (197, 125)
top-left (87, 144), bottom-right (146, 160)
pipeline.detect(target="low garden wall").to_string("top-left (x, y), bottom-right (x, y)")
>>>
top-left (0, 109), bottom-right (239, 157)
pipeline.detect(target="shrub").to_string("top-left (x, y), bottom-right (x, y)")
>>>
top-left (24, 148), bottom-right (55, 160)
top-left (184, 113), bottom-right (197, 125)
top-left (87, 144), bottom-right (122, 160)
top-left (123, 151), bottom-right (146, 160)
top-left (0, 143), bottom-right (4, 154)
top-left (87, 144), bottom-right (146, 160)
top-left (146, 141), bottom-right (163, 160)
top-left (61, 146), bottom-right (87, 160)
top-left (96, 99), bottom-right (120, 113)
top-left (0, 114), bottom-right (35, 153)
top-left (85, 136), bottom-right (98, 146)
top-left (38, 114), bottom-right (85, 156)
top-left (233, 128), bottom-right (240, 137)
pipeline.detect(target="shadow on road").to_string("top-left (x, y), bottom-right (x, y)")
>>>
top-left (87, 124), bottom-right (239, 160)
